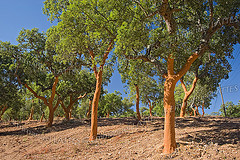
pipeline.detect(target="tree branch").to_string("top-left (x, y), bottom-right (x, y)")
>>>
top-left (125, 54), bottom-right (167, 76)
top-left (178, 16), bottom-right (240, 80)
top-left (53, 98), bottom-right (61, 112)
top-left (188, 76), bottom-right (198, 94)
top-left (77, 93), bottom-right (87, 100)
top-left (49, 76), bottom-right (59, 104)
top-left (176, 53), bottom-right (200, 80)
top-left (209, 0), bottom-right (214, 27)
top-left (133, 0), bottom-right (148, 17)
top-left (72, 93), bottom-right (87, 105)
top-left (24, 83), bottom-right (48, 106)
top-left (60, 100), bottom-right (67, 111)
top-left (36, 80), bottom-right (52, 92)
top-left (180, 78), bottom-right (187, 93)
top-left (88, 48), bottom-right (98, 78)
top-left (83, 11), bottom-right (115, 38)
top-left (167, 54), bottom-right (174, 75)
top-left (100, 40), bottom-right (114, 68)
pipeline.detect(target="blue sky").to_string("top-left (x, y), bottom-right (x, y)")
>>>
top-left (1, 1), bottom-right (239, 115)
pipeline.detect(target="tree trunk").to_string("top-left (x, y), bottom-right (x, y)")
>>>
top-left (47, 106), bottom-right (54, 127)
top-left (28, 106), bottom-right (34, 121)
top-left (65, 109), bottom-right (70, 121)
top-left (147, 97), bottom-right (153, 117)
top-left (40, 113), bottom-right (44, 122)
top-left (180, 99), bottom-right (188, 118)
top-left (163, 78), bottom-right (177, 154)
top-left (86, 99), bottom-right (92, 118)
top-left (196, 105), bottom-right (200, 116)
top-left (194, 104), bottom-right (200, 116)
top-left (88, 40), bottom-right (113, 141)
top-left (190, 111), bottom-right (193, 116)
top-left (202, 102), bottom-right (205, 117)
top-left (135, 84), bottom-right (141, 121)
top-left (69, 110), bottom-right (72, 119)
top-left (192, 107), bottom-right (197, 117)
top-left (106, 111), bottom-right (110, 118)
top-left (0, 106), bottom-right (8, 120)
top-left (61, 103), bottom-right (70, 121)
top-left (150, 106), bottom-right (153, 117)
top-left (180, 77), bottom-right (198, 117)
top-left (89, 70), bottom-right (103, 141)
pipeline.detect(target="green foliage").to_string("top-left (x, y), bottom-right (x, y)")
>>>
top-left (43, 0), bottom-right (70, 22)
top-left (121, 97), bottom-right (134, 117)
top-left (152, 100), bottom-right (164, 117)
top-left (140, 106), bottom-right (148, 117)
top-left (0, 41), bottom-right (24, 120)
top-left (73, 99), bottom-right (89, 119)
top-left (98, 91), bottom-right (123, 117)
top-left (219, 101), bottom-right (240, 118)
top-left (210, 111), bottom-right (220, 116)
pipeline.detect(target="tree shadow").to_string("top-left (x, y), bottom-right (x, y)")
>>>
top-left (0, 117), bottom-right (161, 137)
top-left (0, 119), bottom-right (89, 136)
top-left (0, 121), bottom-right (26, 129)
top-left (179, 117), bottom-right (240, 145)
top-left (175, 116), bottom-right (222, 128)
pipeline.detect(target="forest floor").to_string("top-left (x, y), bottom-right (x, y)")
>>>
top-left (0, 116), bottom-right (239, 160)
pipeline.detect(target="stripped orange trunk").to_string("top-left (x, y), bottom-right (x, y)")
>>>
top-left (61, 94), bottom-right (86, 121)
top-left (163, 77), bottom-right (177, 154)
top-left (106, 111), bottom-right (110, 118)
top-left (89, 70), bottom-right (103, 140)
top-left (48, 106), bottom-right (54, 127)
top-left (62, 106), bottom-right (71, 121)
top-left (19, 76), bottom-right (60, 127)
top-left (86, 99), bottom-right (92, 118)
top-left (89, 40), bottom-right (113, 141)
top-left (149, 104), bottom-right (153, 117)
top-left (192, 107), bottom-right (197, 117)
top-left (196, 105), bottom-right (200, 116)
top-left (40, 113), bottom-right (44, 122)
top-left (162, 53), bottom-right (200, 154)
top-left (180, 77), bottom-right (198, 117)
top-left (46, 76), bottom-right (60, 127)
top-left (61, 102), bottom-right (73, 121)
top-left (135, 84), bottom-right (141, 121)
top-left (202, 102), bottom-right (205, 117)
top-left (0, 106), bottom-right (8, 120)
top-left (147, 97), bottom-right (153, 117)
top-left (28, 106), bottom-right (34, 121)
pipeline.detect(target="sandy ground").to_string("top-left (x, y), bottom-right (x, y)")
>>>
top-left (0, 116), bottom-right (239, 160)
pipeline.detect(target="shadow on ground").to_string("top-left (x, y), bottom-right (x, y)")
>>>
top-left (179, 117), bottom-right (240, 145)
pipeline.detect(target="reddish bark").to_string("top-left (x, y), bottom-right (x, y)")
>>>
top-left (163, 54), bottom-right (200, 154)
top-left (89, 40), bottom-right (114, 141)
top-left (163, 76), bottom-right (177, 154)
top-left (60, 93), bottom-right (87, 121)
top-left (28, 106), bottom-right (34, 121)
top-left (86, 99), bottom-right (92, 118)
top-left (189, 111), bottom-right (193, 116)
top-left (196, 105), bottom-right (200, 116)
top-left (40, 113), bottom-right (44, 122)
top-left (89, 69), bottom-right (103, 140)
top-left (180, 76), bottom-right (198, 117)
top-left (202, 102), bottom-right (205, 117)
top-left (0, 105), bottom-right (8, 120)
top-left (106, 111), bottom-right (110, 118)
top-left (135, 84), bottom-right (141, 121)
top-left (24, 76), bottom-right (60, 127)
top-left (146, 96), bottom-right (153, 117)
top-left (28, 100), bottom-right (35, 121)
top-left (191, 107), bottom-right (196, 116)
